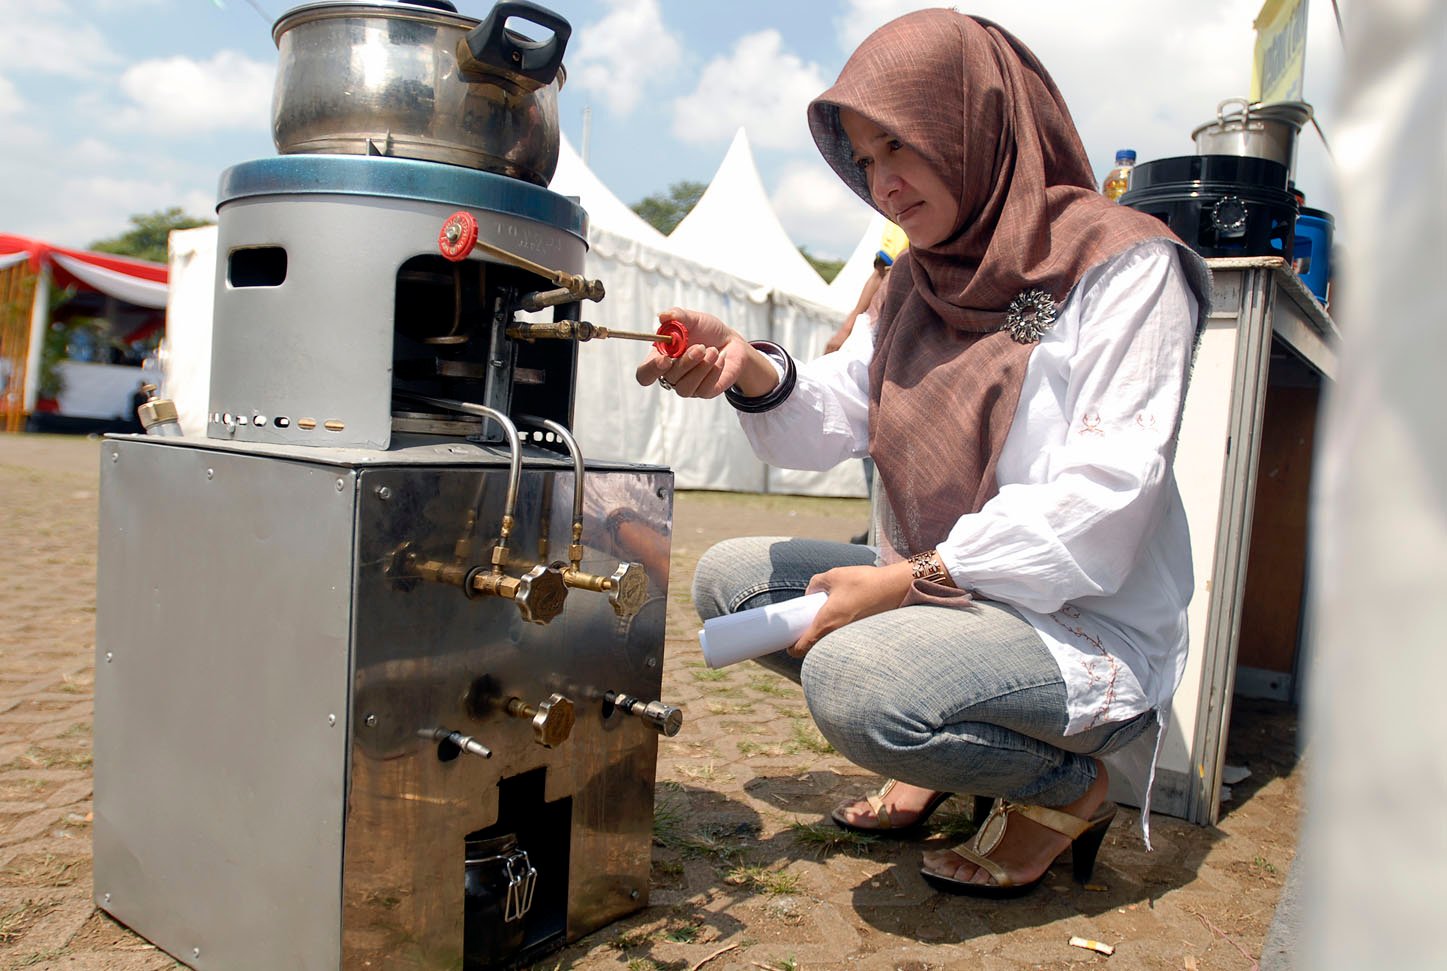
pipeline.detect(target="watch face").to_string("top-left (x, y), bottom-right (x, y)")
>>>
top-left (1211, 196), bottom-right (1249, 237)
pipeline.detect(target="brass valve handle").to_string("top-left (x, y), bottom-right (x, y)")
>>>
top-left (561, 561), bottom-right (648, 618)
top-left (469, 563), bottom-right (568, 625)
top-left (505, 693), bottom-right (575, 748)
top-left (507, 319), bottom-right (687, 358)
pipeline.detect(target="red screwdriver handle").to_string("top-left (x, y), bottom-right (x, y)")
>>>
top-left (654, 320), bottom-right (688, 359)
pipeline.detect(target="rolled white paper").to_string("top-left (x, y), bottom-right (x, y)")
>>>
top-left (697, 592), bottom-right (827, 669)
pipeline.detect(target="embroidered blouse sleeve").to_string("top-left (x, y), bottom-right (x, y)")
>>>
top-left (735, 319), bottom-right (873, 471)
top-left (936, 241), bottom-right (1199, 612)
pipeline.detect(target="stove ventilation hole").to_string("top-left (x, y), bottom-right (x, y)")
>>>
top-left (274, 416), bottom-right (290, 428)
top-left (324, 420), bottom-right (345, 432)
top-left (297, 418), bottom-right (317, 430)
top-left (221, 413), bottom-right (233, 425)
top-left (254, 415), bottom-right (267, 427)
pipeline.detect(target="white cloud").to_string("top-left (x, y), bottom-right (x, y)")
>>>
top-left (671, 30), bottom-right (830, 150)
top-left (569, 0), bottom-right (682, 116)
top-left (114, 51), bottom-right (272, 135)
top-left (0, 1), bottom-right (122, 79)
top-left (0, 76), bottom-right (23, 116)
top-left (770, 160), bottom-right (876, 258)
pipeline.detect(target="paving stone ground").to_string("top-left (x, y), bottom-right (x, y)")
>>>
top-left (0, 434), bottom-right (1301, 971)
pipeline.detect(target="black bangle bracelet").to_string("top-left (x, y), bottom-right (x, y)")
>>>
top-left (724, 340), bottom-right (797, 414)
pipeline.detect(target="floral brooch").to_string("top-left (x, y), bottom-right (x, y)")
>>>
top-left (1004, 289), bottom-right (1057, 344)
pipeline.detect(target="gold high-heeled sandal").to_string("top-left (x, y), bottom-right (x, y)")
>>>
top-left (920, 799), bottom-right (1118, 897)
top-left (830, 779), bottom-right (992, 837)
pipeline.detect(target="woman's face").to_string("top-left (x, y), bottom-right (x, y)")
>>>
top-left (839, 107), bottom-right (959, 249)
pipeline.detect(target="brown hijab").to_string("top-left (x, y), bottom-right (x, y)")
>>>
top-left (808, 10), bottom-right (1203, 567)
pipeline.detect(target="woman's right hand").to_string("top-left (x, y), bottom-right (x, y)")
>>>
top-left (634, 308), bottom-right (776, 399)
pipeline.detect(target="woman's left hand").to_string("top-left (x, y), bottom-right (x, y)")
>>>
top-left (789, 560), bottom-right (915, 657)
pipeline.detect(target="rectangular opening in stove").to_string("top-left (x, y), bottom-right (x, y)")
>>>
top-left (463, 769), bottom-right (572, 969)
top-left (228, 245), bottom-right (288, 288)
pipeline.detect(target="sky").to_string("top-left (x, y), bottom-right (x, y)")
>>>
top-left (1, 0), bottom-right (1345, 261)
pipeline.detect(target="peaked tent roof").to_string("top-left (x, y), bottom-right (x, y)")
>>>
top-left (549, 135), bottom-right (669, 246)
top-left (667, 129), bottom-right (834, 306)
top-left (827, 211), bottom-right (890, 312)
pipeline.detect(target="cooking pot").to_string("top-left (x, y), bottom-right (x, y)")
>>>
top-left (271, 0), bottom-right (571, 186)
top-left (1191, 97), bottom-right (1312, 186)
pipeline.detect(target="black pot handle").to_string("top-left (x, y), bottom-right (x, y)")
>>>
top-left (462, 1), bottom-right (572, 88)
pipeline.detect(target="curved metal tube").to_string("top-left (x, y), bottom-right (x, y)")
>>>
top-left (398, 393), bottom-right (523, 573)
top-left (519, 415), bottom-right (585, 570)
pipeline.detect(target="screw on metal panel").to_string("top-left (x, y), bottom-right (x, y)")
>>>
top-left (630, 889), bottom-right (640, 900)
top-left (194, 948), bottom-right (200, 958)
top-left (647, 657), bottom-right (657, 668)
top-left (375, 486), bottom-right (392, 500)
top-left (105, 652), bottom-right (113, 663)
top-left (103, 893), bottom-right (110, 904)
top-left (328, 714), bottom-right (337, 726)
top-left (206, 468), bottom-right (214, 480)
top-left (364, 714), bottom-right (377, 728)
top-left (336, 478), bottom-right (345, 492)
top-left (110, 451), bottom-right (118, 463)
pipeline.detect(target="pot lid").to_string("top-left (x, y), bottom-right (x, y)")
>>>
top-left (273, 1), bottom-right (476, 44)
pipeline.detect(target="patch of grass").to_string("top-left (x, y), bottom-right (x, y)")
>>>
top-left (737, 741), bottom-right (790, 758)
top-left (610, 927), bottom-right (654, 951)
top-left (746, 676), bottom-right (795, 698)
top-left (788, 820), bottom-right (878, 858)
top-left (14, 948), bottom-right (66, 968)
top-left (789, 721), bottom-right (832, 754)
top-left (1, 748), bottom-right (92, 771)
top-left (652, 858), bottom-right (685, 876)
top-left (724, 865), bottom-right (800, 896)
top-left (58, 722), bottom-right (91, 739)
top-left (706, 701), bottom-right (755, 715)
top-left (626, 960), bottom-right (656, 971)
top-left (0, 898), bottom-right (57, 945)
top-left (653, 796), bottom-right (688, 846)
top-left (1252, 855), bottom-right (1278, 874)
top-left (929, 808), bottom-right (982, 842)
top-left (663, 921), bottom-right (701, 943)
top-left (2, 855), bottom-right (81, 888)
top-left (676, 761), bottom-right (730, 783)
top-left (689, 667), bottom-right (730, 683)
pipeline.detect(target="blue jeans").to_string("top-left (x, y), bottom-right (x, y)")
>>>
top-left (692, 537), bottom-right (1151, 807)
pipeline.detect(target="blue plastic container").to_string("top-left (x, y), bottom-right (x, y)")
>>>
top-left (1293, 207), bottom-right (1333, 303)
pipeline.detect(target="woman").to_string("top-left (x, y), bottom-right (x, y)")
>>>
top-left (635, 10), bottom-right (1208, 898)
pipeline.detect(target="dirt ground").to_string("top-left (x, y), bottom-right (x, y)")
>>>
top-left (0, 433), bottom-right (1301, 971)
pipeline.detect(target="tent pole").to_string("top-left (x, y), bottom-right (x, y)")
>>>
top-left (22, 261), bottom-right (51, 415)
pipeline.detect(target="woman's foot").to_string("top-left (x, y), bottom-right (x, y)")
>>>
top-left (832, 779), bottom-right (949, 833)
top-left (921, 760), bottom-right (1110, 889)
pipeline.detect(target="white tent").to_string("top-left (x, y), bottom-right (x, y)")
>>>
top-left (668, 129), bottom-right (836, 309)
top-left (827, 211), bottom-right (889, 313)
top-left (550, 135), bottom-right (668, 247)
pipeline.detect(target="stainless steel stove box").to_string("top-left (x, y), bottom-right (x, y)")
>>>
top-left (96, 145), bottom-right (679, 968)
top-left (95, 435), bottom-right (672, 969)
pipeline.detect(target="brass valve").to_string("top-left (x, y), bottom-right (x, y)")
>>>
top-left (561, 561), bottom-right (648, 618)
top-left (469, 562), bottom-right (568, 626)
top-left (605, 691), bottom-right (683, 737)
top-left (505, 693), bottom-right (575, 748)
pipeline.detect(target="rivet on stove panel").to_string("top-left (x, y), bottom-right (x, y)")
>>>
top-left (254, 415), bottom-right (268, 427)
top-left (324, 420), bottom-right (345, 431)
top-left (297, 417), bottom-right (317, 430)
top-left (237, 415), bottom-right (249, 425)
top-left (275, 416), bottom-right (290, 428)
top-left (222, 413), bottom-right (233, 425)
top-left (206, 468), bottom-right (214, 480)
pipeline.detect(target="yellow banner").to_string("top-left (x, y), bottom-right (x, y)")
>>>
top-left (1252, 0), bottom-right (1310, 102)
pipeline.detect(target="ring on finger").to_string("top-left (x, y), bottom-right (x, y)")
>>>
top-left (658, 377), bottom-right (674, 391)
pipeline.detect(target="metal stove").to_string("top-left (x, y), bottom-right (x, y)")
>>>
top-left (93, 27), bottom-right (681, 969)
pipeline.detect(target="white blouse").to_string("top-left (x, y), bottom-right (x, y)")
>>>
top-left (738, 238), bottom-right (1199, 738)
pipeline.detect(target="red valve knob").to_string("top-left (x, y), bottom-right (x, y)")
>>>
top-left (438, 211), bottom-right (479, 262)
top-left (654, 320), bottom-right (688, 359)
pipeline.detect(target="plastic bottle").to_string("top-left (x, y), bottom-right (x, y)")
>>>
top-left (1103, 149), bottom-right (1137, 202)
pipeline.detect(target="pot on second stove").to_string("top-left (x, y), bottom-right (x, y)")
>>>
top-left (271, 0), bottom-right (571, 186)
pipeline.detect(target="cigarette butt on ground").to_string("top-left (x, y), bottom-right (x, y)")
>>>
top-left (1069, 936), bottom-right (1115, 956)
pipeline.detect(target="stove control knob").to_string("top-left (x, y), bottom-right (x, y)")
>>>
top-left (506, 693), bottom-right (575, 748)
top-left (439, 210), bottom-right (479, 261)
top-left (605, 562), bottom-right (649, 618)
top-left (605, 691), bottom-right (684, 737)
top-left (513, 563), bottom-right (568, 625)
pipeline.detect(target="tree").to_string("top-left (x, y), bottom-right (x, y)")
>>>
top-left (631, 181), bottom-right (707, 235)
top-left (90, 207), bottom-right (213, 265)
top-left (799, 246), bottom-right (846, 284)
